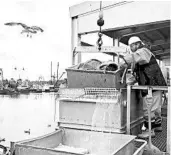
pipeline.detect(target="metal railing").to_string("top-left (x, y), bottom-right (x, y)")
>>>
top-left (126, 85), bottom-right (170, 154)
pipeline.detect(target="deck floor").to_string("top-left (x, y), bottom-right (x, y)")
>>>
top-left (143, 103), bottom-right (168, 152)
top-left (151, 117), bottom-right (167, 152)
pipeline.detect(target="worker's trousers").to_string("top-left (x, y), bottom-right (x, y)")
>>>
top-left (142, 90), bottom-right (162, 129)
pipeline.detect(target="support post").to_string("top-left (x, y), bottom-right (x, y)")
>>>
top-left (77, 34), bottom-right (82, 64)
top-left (167, 86), bottom-right (171, 153)
top-left (10, 141), bottom-right (15, 155)
top-left (113, 37), bottom-right (120, 63)
top-left (127, 85), bottom-right (131, 134)
top-left (71, 17), bottom-right (80, 65)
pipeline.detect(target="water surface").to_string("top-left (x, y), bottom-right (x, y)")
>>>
top-left (0, 92), bottom-right (58, 146)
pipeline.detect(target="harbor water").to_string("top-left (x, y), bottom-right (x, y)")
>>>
top-left (0, 92), bottom-right (59, 147)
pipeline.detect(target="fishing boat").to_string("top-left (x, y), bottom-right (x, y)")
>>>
top-left (17, 85), bottom-right (30, 94)
top-left (0, 88), bottom-right (19, 95)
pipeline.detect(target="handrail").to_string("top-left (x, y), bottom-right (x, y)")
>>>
top-left (126, 85), bottom-right (170, 154)
top-left (133, 139), bottom-right (147, 155)
top-left (131, 85), bottom-right (168, 91)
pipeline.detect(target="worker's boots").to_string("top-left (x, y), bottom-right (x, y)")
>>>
top-left (138, 121), bottom-right (156, 138)
top-left (138, 118), bottom-right (162, 138)
top-left (154, 117), bottom-right (162, 132)
top-left (138, 128), bottom-right (155, 139)
top-left (154, 126), bottom-right (162, 132)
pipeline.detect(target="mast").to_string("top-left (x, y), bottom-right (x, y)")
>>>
top-left (51, 61), bottom-right (52, 84)
top-left (57, 62), bottom-right (59, 81)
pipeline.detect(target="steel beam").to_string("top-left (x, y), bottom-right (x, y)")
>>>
top-left (141, 33), bottom-right (153, 44)
top-left (153, 49), bottom-right (170, 55)
top-left (158, 45), bottom-right (164, 51)
top-left (156, 55), bottom-right (170, 60)
top-left (160, 55), bottom-right (171, 60)
top-left (151, 39), bottom-right (170, 47)
top-left (106, 22), bottom-right (170, 39)
top-left (156, 29), bottom-right (167, 41)
top-left (75, 46), bottom-right (127, 55)
top-left (107, 23), bottom-right (169, 39)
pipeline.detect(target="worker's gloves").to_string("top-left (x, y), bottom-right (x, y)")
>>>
top-left (126, 74), bottom-right (137, 85)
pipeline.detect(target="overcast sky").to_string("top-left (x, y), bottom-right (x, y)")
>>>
top-left (0, 0), bottom-right (86, 80)
top-left (0, 0), bottom-right (128, 81)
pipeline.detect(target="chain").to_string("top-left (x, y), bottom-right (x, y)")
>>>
top-left (97, 32), bottom-right (103, 50)
top-left (96, 1), bottom-right (104, 51)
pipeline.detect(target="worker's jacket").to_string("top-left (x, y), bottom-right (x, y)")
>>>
top-left (133, 49), bottom-right (167, 96)
top-left (134, 54), bottom-right (166, 85)
top-left (120, 47), bottom-right (167, 97)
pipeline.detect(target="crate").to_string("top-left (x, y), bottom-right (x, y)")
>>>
top-left (66, 68), bottom-right (126, 89)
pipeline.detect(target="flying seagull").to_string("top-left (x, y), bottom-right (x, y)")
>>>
top-left (4, 22), bottom-right (44, 38)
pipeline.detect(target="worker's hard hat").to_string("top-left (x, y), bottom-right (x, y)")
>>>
top-left (128, 36), bottom-right (142, 45)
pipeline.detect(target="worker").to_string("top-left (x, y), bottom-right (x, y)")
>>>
top-left (119, 36), bottom-right (167, 138)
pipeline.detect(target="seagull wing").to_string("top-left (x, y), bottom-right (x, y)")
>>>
top-left (31, 26), bottom-right (44, 32)
top-left (4, 22), bottom-right (29, 29)
top-left (21, 29), bottom-right (37, 34)
top-left (4, 22), bottom-right (19, 26)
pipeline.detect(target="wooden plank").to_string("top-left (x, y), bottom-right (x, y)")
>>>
top-left (75, 46), bottom-right (127, 56)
